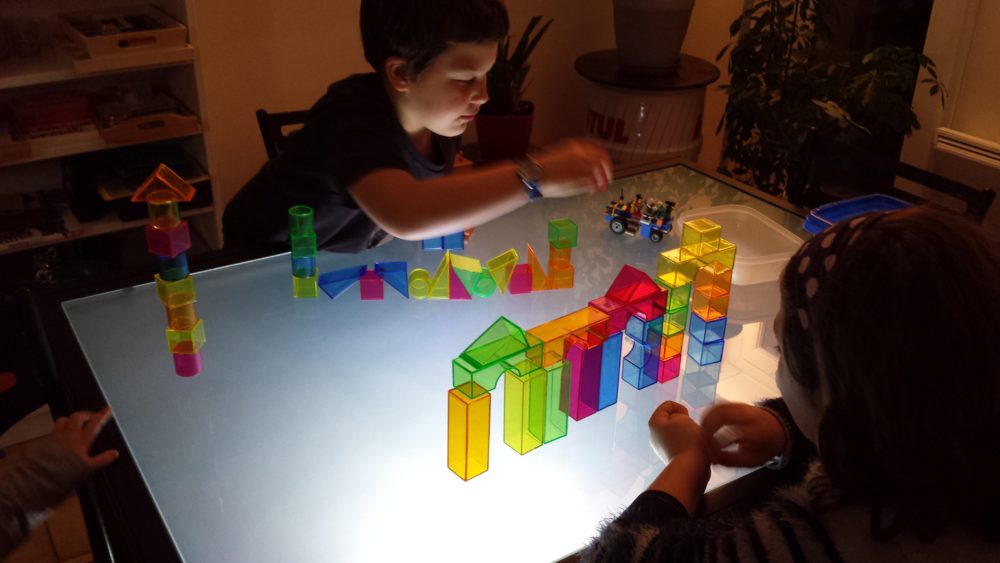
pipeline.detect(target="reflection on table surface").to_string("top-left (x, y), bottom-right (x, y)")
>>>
top-left (61, 163), bottom-right (804, 562)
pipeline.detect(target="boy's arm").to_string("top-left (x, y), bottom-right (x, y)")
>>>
top-left (351, 139), bottom-right (610, 240)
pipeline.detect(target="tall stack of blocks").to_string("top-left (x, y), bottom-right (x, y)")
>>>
top-left (131, 164), bottom-right (204, 377)
top-left (289, 206), bottom-right (319, 298)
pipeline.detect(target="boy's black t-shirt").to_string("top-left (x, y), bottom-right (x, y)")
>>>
top-left (223, 73), bottom-right (461, 253)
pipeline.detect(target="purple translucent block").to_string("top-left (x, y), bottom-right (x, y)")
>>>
top-left (173, 351), bottom-right (202, 377)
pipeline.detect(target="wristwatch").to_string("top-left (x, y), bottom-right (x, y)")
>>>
top-left (515, 156), bottom-right (544, 202)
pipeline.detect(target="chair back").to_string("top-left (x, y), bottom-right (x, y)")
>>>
top-left (255, 108), bottom-right (310, 160)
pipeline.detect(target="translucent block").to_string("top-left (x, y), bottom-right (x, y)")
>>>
top-left (448, 267), bottom-right (471, 300)
top-left (503, 367), bottom-right (546, 455)
top-left (588, 296), bottom-right (628, 334)
top-left (692, 287), bottom-right (731, 320)
top-left (689, 314), bottom-right (727, 344)
top-left (173, 350), bottom-right (202, 377)
top-left (688, 336), bottom-right (724, 365)
top-left (598, 331), bottom-right (623, 409)
top-left (566, 333), bottom-right (605, 421)
top-left (318, 265), bottom-right (366, 300)
top-left (657, 354), bottom-right (681, 383)
top-left (132, 164), bottom-right (196, 203)
top-left (447, 389), bottom-right (491, 481)
top-left (462, 316), bottom-right (533, 366)
top-left (453, 357), bottom-right (501, 399)
top-left (543, 361), bottom-right (570, 443)
top-left (290, 232), bottom-right (317, 259)
top-left (375, 261), bottom-right (408, 298)
top-left (657, 247), bottom-right (700, 287)
top-left (473, 268), bottom-right (497, 298)
top-left (486, 249), bottom-right (518, 293)
top-left (622, 357), bottom-right (657, 390)
top-left (656, 274), bottom-right (694, 311)
top-left (606, 265), bottom-right (661, 306)
top-left (292, 273), bottom-right (319, 298)
top-left (429, 252), bottom-right (451, 299)
top-left (359, 270), bottom-right (384, 300)
top-left (526, 243), bottom-right (551, 291)
top-left (681, 376), bottom-right (718, 408)
top-left (685, 362), bottom-right (722, 387)
top-left (291, 255), bottom-right (317, 279)
top-left (701, 238), bottom-right (737, 270)
top-left (407, 268), bottom-right (431, 300)
top-left (288, 205), bottom-right (314, 236)
top-left (165, 302), bottom-right (198, 330)
top-left (146, 222), bottom-right (191, 258)
top-left (550, 263), bottom-right (574, 289)
top-left (681, 218), bottom-right (723, 255)
top-left (166, 318), bottom-right (205, 354)
top-left (147, 200), bottom-right (180, 230)
top-left (155, 253), bottom-right (189, 282)
top-left (155, 274), bottom-right (195, 308)
top-left (421, 237), bottom-right (443, 251)
top-left (551, 307), bottom-right (610, 339)
top-left (694, 262), bottom-right (733, 297)
top-left (449, 254), bottom-right (481, 295)
top-left (526, 321), bottom-right (571, 368)
top-left (660, 332), bottom-right (684, 360)
top-left (664, 305), bottom-right (688, 336)
top-left (626, 287), bottom-right (667, 321)
top-left (625, 314), bottom-right (663, 344)
top-left (548, 245), bottom-right (572, 268)
top-left (442, 231), bottom-right (465, 250)
top-left (509, 263), bottom-right (533, 294)
top-left (548, 218), bottom-right (578, 249)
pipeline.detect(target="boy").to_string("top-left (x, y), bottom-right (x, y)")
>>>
top-left (223, 0), bottom-right (611, 253)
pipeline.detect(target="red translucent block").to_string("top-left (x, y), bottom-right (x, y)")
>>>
top-left (173, 351), bottom-right (202, 377)
top-left (359, 270), bottom-right (384, 300)
top-left (589, 295), bottom-right (629, 334)
top-left (626, 287), bottom-right (668, 321)
top-left (146, 221), bottom-right (191, 258)
top-left (509, 263), bottom-right (533, 294)
top-left (606, 265), bottom-right (661, 307)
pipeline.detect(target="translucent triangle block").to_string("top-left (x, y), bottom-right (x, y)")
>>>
top-left (131, 163), bottom-right (196, 203)
top-left (606, 264), bottom-right (660, 305)
top-left (462, 317), bottom-right (532, 365)
top-left (429, 252), bottom-right (452, 299)
top-left (375, 261), bottom-right (409, 298)
top-left (486, 249), bottom-right (518, 293)
top-left (318, 265), bottom-right (365, 299)
top-left (449, 267), bottom-right (471, 300)
top-left (450, 254), bottom-right (481, 294)
top-left (526, 243), bottom-right (550, 291)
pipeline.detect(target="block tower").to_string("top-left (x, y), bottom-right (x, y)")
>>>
top-left (289, 205), bottom-right (319, 298)
top-left (132, 164), bottom-right (204, 377)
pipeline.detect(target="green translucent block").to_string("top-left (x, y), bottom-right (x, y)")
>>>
top-left (701, 238), bottom-right (737, 270)
top-left (665, 305), bottom-right (689, 336)
top-left (290, 232), bottom-right (317, 259)
top-left (155, 274), bottom-right (195, 308)
top-left (659, 281), bottom-right (692, 311)
top-left (473, 267), bottom-right (497, 297)
top-left (166, 318), bottom-right (205, 354)
top-left (503, 367), bottom-right (546, 455)
top-left (543, 360), bottom-right (570, 443)
top-left (547, 218), bottom-right (579, 249)
top-left (462, 317), bottom-right (532, 366)
top-left (288, 205), bottom-right (314, 237)
top-left (292, 273), bottom-right (319, 298)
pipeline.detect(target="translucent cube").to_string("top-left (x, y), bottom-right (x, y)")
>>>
top-left (548, 218), bottom-right (578, 249)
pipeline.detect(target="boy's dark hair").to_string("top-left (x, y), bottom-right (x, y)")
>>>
top-left (360, 0), bottom-right (509, 79)
top-left (779, 206), bottom-right (1000, 542)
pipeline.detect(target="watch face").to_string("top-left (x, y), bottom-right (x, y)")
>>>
top-left (519, 158), bottom-right (542, 183)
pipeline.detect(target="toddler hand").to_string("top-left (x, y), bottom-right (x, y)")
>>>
top-left (700, 403), bottom-right (786, 467)
top-left (52, 407), bottom-right (120, 471)
top-left (648, 401), bottom-right (707, 464)
top-left (535, 139), bottom-right (612, 198)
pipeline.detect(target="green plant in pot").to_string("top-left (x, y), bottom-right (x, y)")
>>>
top-left (715, 0), bottom-right (945, 196)
top-left (476, 15), bottom-right (553, 161)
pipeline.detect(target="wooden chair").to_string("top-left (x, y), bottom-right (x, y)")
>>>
top-left (786, 129), bottom-right (996, 222)
top-left (254, 108), bottom-right (310, 160)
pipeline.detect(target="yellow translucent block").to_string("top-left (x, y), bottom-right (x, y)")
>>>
top-left (550, 263), bottom-right (574, 289)
top-left (147, 199), bottom-right (180, 230)
top-left (486, 249), bottom-right (518, 294)
top-left (526, 243), bottom-right (551, 291)
top-left (694, 262), bottom-right (733, 296)
top-left (692, 287), bottom-right (731, 320)
top-left (526, 321), bottom-right (571, 367)
top-left (682, 218), bottom-right (723, 255)
top-left (429, 252), bottom-right (451, 299)
top-left (155, 274), bottom-right (195, 308)
top-left (165, 302), bottom-right (198, 330)
top-left (450, 253), bottom-right (481, 274)
top-left (408, 268), bottom-right (431, 299)
top-left (701, 238), bottom-right (737, 270)
top-left (657, 247), bottom-right (701, 287)
top-left (548, 245), bottom-right (572, 267)
top-left (292, 273), bottom-right (319, 298)
top-left (447, 388), bottom-right (491, 481)
top-left (166, 318), bottom-right (205, 354)
top-left (503, 367), bottom-right (546, 455)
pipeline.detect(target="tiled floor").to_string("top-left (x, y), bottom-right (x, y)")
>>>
top-left (0, 437), bottom-right (94, 563)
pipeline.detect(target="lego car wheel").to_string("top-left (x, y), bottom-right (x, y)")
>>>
top-left (610, 218), bottom-right (626, 234)
top-left (649, 230), bottom-right (663, 243)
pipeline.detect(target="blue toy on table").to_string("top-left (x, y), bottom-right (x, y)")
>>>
top-left (804, 194), bottom-right (911, 234)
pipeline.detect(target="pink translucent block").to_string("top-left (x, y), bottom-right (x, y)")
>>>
top-left (449, 267), bottom-right (471, 300)
top-left (566, 337), bottom-right (604, 421)
top-left (658, 354), bottom-right (681, 383)
top-left (146, 221), bottom-right (191, 258)
top-left (173, 351), bottom-right (202, 377)
top-left (508, 263), bottom-right (533, 294)
top-left (359, 270), bottom-right (384, 300)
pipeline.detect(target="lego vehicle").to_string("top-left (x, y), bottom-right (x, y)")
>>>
top-left (604, 195), bottom-right (676, 243)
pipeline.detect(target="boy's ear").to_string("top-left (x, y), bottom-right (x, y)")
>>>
top-left (384, 57), bottom-right (412, 93)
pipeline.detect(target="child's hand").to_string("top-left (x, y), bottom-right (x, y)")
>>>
top-left (52, 407), bottom-right (120, 471)
top-left (648, 401), bottom-right (708, 464)
top-left (700, 403), bottom-right (786, 467)
top-left (535, 139), bottom-right (612, 198)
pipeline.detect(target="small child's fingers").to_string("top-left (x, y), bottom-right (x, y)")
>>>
top-left (83, 407), bottom-right (113, 437)
top-left (701, 402), bottom-right (755, 436)
top-left (69, 411), bottom-right (94, 430)
top-left (87, 449), bottom-right (120, 471)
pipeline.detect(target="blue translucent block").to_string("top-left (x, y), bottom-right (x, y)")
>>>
top-left (625, 314), bottom-right (664, 343)
top-left (291, 255), bottom-right (317, 278)
top-left (442, 231), bottom-right (465, 250)
top-left (681, 375), bottom-right (718, 408)
top-left (155, 252), bottom-right (189, 282)
top-left (687, 337), bottom-right (724, 366)
top-left (598, 331), bottom-right (622, 409)
top-left (375, 261), bottom-right (409, 298)
top-left (421, 237), bottom-right (444, 251)
top-left (318, 265), bottom-right (366, 299)
top-left (684, 362), bottom-right (722, 387)
top-left (622, 357), bottom-right (657, 390)
top-left (689, 313), bottom-right (727, 344)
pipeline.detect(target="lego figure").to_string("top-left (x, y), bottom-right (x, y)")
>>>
top-left (629, 194), bottom-right (645, 216)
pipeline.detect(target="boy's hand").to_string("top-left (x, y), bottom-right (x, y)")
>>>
top-left (52, 407), bottom-right (120, 471)
top-left (534, 139), bottom-right (612, 198)
top-left (648, 401), bottom-right (708, 465)
top-left (700, 403), bottom-right (786, 467)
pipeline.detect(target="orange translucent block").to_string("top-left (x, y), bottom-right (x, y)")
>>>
top-left (548, 244), bottom-right (572, 268)
top-left (526, 321), bottom-right (571, 368)
top-left (165, 302), bottom-right (198, 330)
top-left (659, 332), bottom-right (684, 360)
top-left (155, 274), bottom-right (195, 308)
top-left (550, 263), bottom-right (574, 289)
top-left (166, 318), bottom-right (205, 354)
top-left (447, 388), bottom-right (491, 481)
top-left (408, 268), bottom-right (431, 299)
top-left (486, 249), bottom-right (518, 294)
top-left (429, 252), bottom-right (451, 299)
top-left (694, 261), bottom-right (733, 296)
top-left (692, 286), bottom-right (731, 320)
top-left (552, 306), bottom-right (610, 339)
top-left (700, 238), bottom-right (737, 270)
top-left (658, 247), bottom-right (702, 287)
top-left (526, 243), bottom-right (551, 291)
top-left (681, 218), bottom-right (723, 256)
top-left (146, 198), bottom-right (180, 229)
top-left (131, 163), bottom-right (196, 203)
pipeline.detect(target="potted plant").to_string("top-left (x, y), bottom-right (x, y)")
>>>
top-left (715, 0), bottom-right (945, 195)
top-left (475, 15), bottom-right (553, 161)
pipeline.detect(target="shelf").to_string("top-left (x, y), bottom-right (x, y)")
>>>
top-left (0, 124), bottom-right (203, 169)
top-left (0, 204), bottom-right (214, 257)
top-left (0, 44), bottom-right (195, 91)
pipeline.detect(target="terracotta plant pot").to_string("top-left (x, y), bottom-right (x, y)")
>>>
top-left (613, 0), bottom-right (696, 74)
top-left (474, 105), bottom-right (534, 161)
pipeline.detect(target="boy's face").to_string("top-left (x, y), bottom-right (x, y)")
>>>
top-left (391, 41), bottom-right (497, 138)
top-left (774, 306), bottom-right (823, 445)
